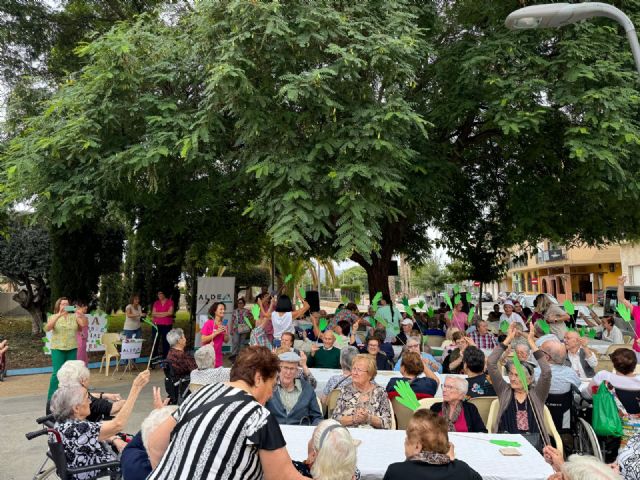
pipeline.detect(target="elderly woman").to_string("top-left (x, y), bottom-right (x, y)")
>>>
top-left (442, 332), bottom-right (473, 374)
top-left (383, 409), bottom-right (481, 479)
top-left (320, 346), bottom-right (358, 405)
top-left (49, 370), bottom-right (150, 479)
top-left (57, 360), bottom-right (124, 421)
top-left (394, 336), bottom-right (442, 373)
top-left (293, 419), bottom-right (361, 479)
top-left (189, 345), bottom-right (230, 389)
top-left (387, 351), bottom-right (439, 399)
top-left (332, 354), bottom-right (393, 429)
top-left (532, 294), bottom-right (569, 340)
top-left (583, 348), bottom-right (640, 398)
top-left (166, 328), bottom-right (197, 377)
top-left (430, 377), bottom-right (487, 433)
top-left (487, 323), bottom-right (551, 450)
top-left (147, 346), bottom-right (307, 480)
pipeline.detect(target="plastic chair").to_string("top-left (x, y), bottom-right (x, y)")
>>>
top-left (327, 389), bottom-right (341, 418)
top-left (391, 398), bottom-right (415, 430)
top-left (605, 344), bottom-right (632, 355)
top-left (487, 399), bottom-right (500, 433)
top-left (468, 396), bottom-right (498, 427)
top-left (99, 333), bottom-right (121, 377)
top-left (417, 397), bottom-right (440, 411)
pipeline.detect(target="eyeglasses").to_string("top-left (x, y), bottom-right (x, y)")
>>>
top-left (351, 367), bottom-right (368, 374)
top-left (442, 384), bottom-right (458, 391)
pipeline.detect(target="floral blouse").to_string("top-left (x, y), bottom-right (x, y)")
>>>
top-left (331, 383), bottom-right (392, 429)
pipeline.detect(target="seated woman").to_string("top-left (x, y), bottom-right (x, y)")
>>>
top-left (293, 419), bottom-right (360, 479)
top-left (387, 351), bottom-right (439, 400)
top-left (146, 346), bottom-right (307, 480)
top-left (49, 370), bottom-right (150, 479)
top-left (430, 377), bottom-right (487, 433)
top-left (393, 337), bottom-right (442, 373)
top-left (383, 409), bottom-right (481, 479)
top-left (332, 354), bottom-right (393, 429)
top-left (440, 327), bottom-right (461, 353)
top-left (189, 345), bottom-right (230, 390)
top-left (57, 360), bottom-right (124, 421)
top-left (320, 347), bottom-right (358, 406)
top-left (442, 332), bottom-right (470, 374)
top-left (583, 348), bottom-right (640, 399)
top-left (166, 328), bottom-right (197, 377)
top-left (275, 332), bottom-right (300, 356)
top-left (487, 324), bottom-right (551, 451)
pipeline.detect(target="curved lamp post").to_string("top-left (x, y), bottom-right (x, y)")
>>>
top-left (505, 2), bottom-right (640, 74)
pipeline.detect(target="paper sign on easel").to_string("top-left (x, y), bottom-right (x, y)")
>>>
top-left (87, 313), bottom-right (108, 352)
top-left (120, 340), bottom-right (143, 360)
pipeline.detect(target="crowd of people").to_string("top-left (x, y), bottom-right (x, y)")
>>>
top-left (39, 277), bottom-right (640, 480)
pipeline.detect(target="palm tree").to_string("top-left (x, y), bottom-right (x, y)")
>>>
top-left (275, 253), bottom-right (336, 301)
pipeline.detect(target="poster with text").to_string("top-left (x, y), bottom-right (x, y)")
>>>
top-left (195, 276), bottom-right (235, 348)
top-left (87, 312), bottom-right (108, 352)
top-left (121, 339), bottom-right (144, 360)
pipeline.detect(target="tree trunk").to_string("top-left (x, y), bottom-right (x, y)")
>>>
top-left (12, 274), bottom-right (47, 335)
top-left (478, 282), bottom-right (483, 319)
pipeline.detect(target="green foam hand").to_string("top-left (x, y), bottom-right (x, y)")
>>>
top-left (454, 294), bottom-right (461, 305)
top-left (467, 306), bottom-right (475, 325)
top-left (417, 300), bottom-right (425, 310)
top-left (251, 304), bottom-right (260, 320)
top-left (537, 318), bottom-right (551, 335)
top-left (443, 293), bottom-right (453, 310)
top-left (563, 300), bottom-right (575, 315)
top-left (284, 274), bottom-right (293, 284)
top-left (466, 292), bottom-right (472, 303)
top-left (375, 316), bottom-right (388, 327)
top-left (512, 352), bottom-right (529, 393)
top-left (448, 311), bottom-right (453, 320)
top-left (579, 326), bottom-right (586, 337)
top-left (394, 380), bottom-right (421, 411)
top-left (319, 318), bottom-right (328, 332)
top-left (244, 316), bottom-right (253, 329)
top-left (299, 287), bottom-right (306, 299)
top-left (427, 306), bottom-right (434, 317)
top-left (567, 327), bottom-right (577, 332)
top-left (41, 337), bottom-right (48, 343)
top-left (616, 303), bottom-right (631, 322)
top-left (500, 320), bottom-right (509, 334)
top-left (142, 316), bottom-right (157, 330)
top-left (372, 292), bottom-right (383, 312)
top-left (42, 346), bottom-right (50, 353)
top-left (453, 284), bottom-right (460, 294)
top-left (401, 296), bottom-right (410, 307)
top-left (341, 295), bottom-right (349, 304)
top-left (490, 440), bottom-right (522, 448)
top-left (588, 328), bottom-right (597, 339)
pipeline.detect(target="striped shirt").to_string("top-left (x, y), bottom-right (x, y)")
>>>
top-left (148, 383), bottom-right (286, 480)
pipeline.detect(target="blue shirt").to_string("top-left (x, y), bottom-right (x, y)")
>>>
top-left (394, 352), bottom-right (442, 374)
top-left (534, 364), bottom-right (581, 394)
top-left (120, 432), bottom-right (152, 480)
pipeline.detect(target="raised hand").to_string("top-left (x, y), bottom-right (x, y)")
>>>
top-left (133, 369), bottom-right (151, 389)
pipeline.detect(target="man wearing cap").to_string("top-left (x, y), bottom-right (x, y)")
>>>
top-left (500, 300), bottom-right (527, 330)
top-left (392, 318), bottom-right (415, 346)
top-left (266, 351), bottom-right (323, 426)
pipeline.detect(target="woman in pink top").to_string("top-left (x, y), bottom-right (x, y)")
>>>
top-left (152, 291), bottom-right (174, 359)
top-left (450, 301), bottom-right (468, 331)
top-left (617, 276), bottom-right (640, 360)
top-left (75, 301), bottom-right (90, 366)
top-left (201, 302), bottom-right (228, 367)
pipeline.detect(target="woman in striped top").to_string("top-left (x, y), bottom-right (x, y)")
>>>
top-left (146, 346), bottom-right (306, 480)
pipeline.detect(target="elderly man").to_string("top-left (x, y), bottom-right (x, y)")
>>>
top-left (469, 320), bottom-right (497, 350)
top-left (393, 318), bottom-right (415, 346)
top-left (535, 340), bottom-right (581, 394)
top-left (307, 330), bottom-right (341, 368)
top-left (564, 331), bottom-right (598, 378)
top-left (165, 328), bottom-right (196, 377)
top-left (266, 352), bottom-right (323, 426)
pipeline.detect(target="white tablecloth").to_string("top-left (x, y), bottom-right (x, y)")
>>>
top-left (281, 425), bottom-right (554, 480)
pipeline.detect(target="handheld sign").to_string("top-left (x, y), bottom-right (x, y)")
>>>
top-left (319, 318), bottom-right (328, 332)
top-left (142, 316), bottom-right (157, 330)
top-left (371, 292), bottom-right (383, 312)
top-left (454, 294), bottom-right (461, 305)
top-left (251, 304), bottom-right (260, 320)
top-left (537, 318), bottom-right (551, 335)
top-left (616, 303), bottom-right (632, 322)
top-left (579, 326), bottom-right (586, 337)
top-left (427, 306), bottom-right (434, 317)
top-left (375, 315), bottom-right (388, 327)
top-left (467, 306), bottom-right (475, 325)
top-left (587, 328), bottom-right (597, 339)
top-left (453, 284), bottom-right (460, 294)
top-left (244, 316), bottom-right (253, 329)
top-left (417, 300), bottom-right (425, 310)
top-left (394, 380), bottom-right (421, 411)
top-left (563, 300), bottom-right (575, 315)
top-left (500, 320), bottom-right (509, 333)
top-left (443, 293), bottom-right (453, 310)
top-left (299, 287), bottom-right (306, 299)
top-left (512, 353), bottom-right (529, 393)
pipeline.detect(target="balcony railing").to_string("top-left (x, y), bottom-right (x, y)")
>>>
top-left (536, 249), bottom-right (567, 264)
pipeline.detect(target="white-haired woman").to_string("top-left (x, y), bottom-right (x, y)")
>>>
top-left (166, 328), bottom-right (196, 377)
top-left (57, 360), bottom-right (125, 420)
top-left (49, 370), bottom-right (150, 479)
top-left (543, 446), bottom-right (621, 480)
top-left (190, 345), bottom-right (230, 390)
top-left (320, 347), bottom-right (358, 406)
top-left (430, 376), bottom-right (487, 433)
top-left (293, 419), bottom-right (360, 480)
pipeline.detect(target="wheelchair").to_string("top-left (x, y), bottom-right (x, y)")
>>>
top-left (545, 388), bottom-right (602, 461)
top-left (152, 358), bottom-right (190, 405)
top-left (25, 415), bottom-right (121, 479)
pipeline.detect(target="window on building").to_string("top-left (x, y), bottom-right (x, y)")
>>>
top-left (629, 266), bottom-right (640, 285)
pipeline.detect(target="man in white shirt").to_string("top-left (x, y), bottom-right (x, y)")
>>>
top-left (564, 331), bottom-right (598, 378)
top-left (500, 300), bottom-right (527, 330)
top-left (601, 316), bottom-right (624, 344)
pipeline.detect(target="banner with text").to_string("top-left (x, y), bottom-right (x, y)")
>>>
top-left (87, 312), bottom-right (108, 352)
top-left (195, 276), bottom-right (235, 348)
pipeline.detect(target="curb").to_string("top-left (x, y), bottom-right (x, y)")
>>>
top-left (6, 357), bottom-right (152, 377)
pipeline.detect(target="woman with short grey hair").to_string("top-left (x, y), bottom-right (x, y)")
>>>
top-left (190, 345), bottom-right (230, 390)
top-left (49, 370), bottom-right (150, 479)
top-left (430, 376), bottom-right (487, 433)
top-left (320, 346), bottom-right (358, 406)
top-left (166, 328), bottom-right (197, 377)
top-left (57, 360), bottom-right (124, 420)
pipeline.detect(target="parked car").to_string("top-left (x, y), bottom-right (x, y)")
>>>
top-left (481, 292), bottom-right (493, 302)
top-left (498, 291), bottom-right (510, 304)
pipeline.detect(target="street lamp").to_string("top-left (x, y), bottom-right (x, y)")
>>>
top-left (505, 2), bottom-right (640, 74)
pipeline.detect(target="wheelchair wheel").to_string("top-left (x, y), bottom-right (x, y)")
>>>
top-left (33, 464), bottom-right (57, 479)
top-left (574, 417), bottom-right (603, 462)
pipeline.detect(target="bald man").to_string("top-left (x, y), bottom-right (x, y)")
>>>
top-left (535, 339), bottom-right (581, 394)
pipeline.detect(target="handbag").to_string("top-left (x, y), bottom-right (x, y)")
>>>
top-left (592, 382), bottom-right (623, 437)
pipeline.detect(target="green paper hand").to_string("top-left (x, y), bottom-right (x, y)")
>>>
top-left (394, 380), bottom-right (421, 411)
top-left (563, 300), bottom-right (575, 315)
top-left (142, 316), bottom-right (157, 330)
top-left (427, 306), bottom-right (434, 317)
top-left (251, 304), bottom-right (260, 320)
top-left (244, 316), bottom-right (253, 329)
top-left (490, 440), bottom-right (522, 448)
top-left (417, 300), bottom-right (425, 309)
top-left (41, 337), bottom-right (48, 343)
top-left (401, 296), bottom-right (409, 307)
top-left (537, 319), bottom-right (551, 335)
top-left (467, 306), bottom-right (475, 325)
top-left (466, 292), bottom-right (472, 303)
top-left (588, 328), bottom-right (596, 339)
top-left (443, 293), bottom-right (453, 310)
top-left (341, 295), bottom-right (348, 304)
top-left (42, 346), bottom-right (50, 353)
top-left (454, 294), bottom-right (461, 305)
top-left (284, 274), bottom-right (293, 284)
top-left (616, 303), bottom-right (631, 322)
top-left (453, 284), bottom-right (460, 294)
top-left (375, 316), bottom-right (388, 327)
top-left (405, 304), bottom-right (414, 318)
top-left (319, 318), bottom-right (328, 332)
top-left (512, 352), bottom-right (529, 393)
top-left (299, 287), bottom-right (306, 299)
top-left (372, 292), bottom-right (383, 312)
top-left (579, 326), bottom-right (586, 337)
top-left (500, 320), bottom-right (509, 334)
